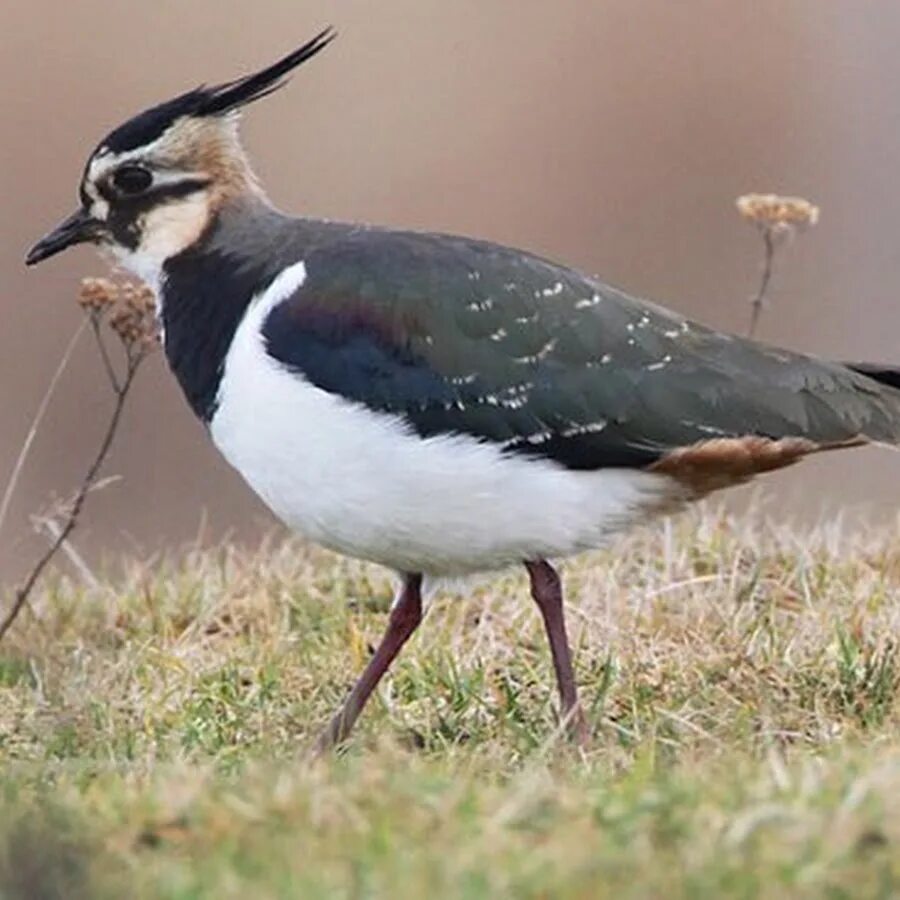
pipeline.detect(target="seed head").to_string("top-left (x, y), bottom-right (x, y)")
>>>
top-left (78, 277), bottom-right (119, 313)
top-left (108, 281), bottom-right (159, 350)
top-left (736, 194), bottom-right (820, 233)
top-left (78, 276), bottom-right (159, 351)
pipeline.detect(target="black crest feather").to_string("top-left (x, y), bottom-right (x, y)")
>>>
top-left (99, 28), bottom-right (336, 155)
top-left (199, 27), bottom-right (336, 116)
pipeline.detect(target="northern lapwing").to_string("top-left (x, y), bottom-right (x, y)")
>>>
top-left (26, 30), bottom-right (900, 749)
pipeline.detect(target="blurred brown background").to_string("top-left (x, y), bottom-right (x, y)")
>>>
top-left (3, 0), bottom-right (900, 580)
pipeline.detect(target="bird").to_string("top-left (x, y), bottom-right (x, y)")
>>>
top-left (25, 28), bottom-right (900, 750)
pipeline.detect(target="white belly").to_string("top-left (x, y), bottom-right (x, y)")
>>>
top-left (209, 262), bottom-right (681, 575)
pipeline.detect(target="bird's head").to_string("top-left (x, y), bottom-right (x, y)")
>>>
top-left (26, 28), bottom-right (335, 284)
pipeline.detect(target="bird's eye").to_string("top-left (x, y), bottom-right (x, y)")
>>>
top-left (111, 165), bottom-right (153, 195)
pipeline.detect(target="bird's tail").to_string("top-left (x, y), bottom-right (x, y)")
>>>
top-left (845, 362), bottom-right (900, 392)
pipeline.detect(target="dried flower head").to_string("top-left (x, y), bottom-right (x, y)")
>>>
top-left (78, 276), bottom-right (159, 352)
top-left (736, 194), bottom-right (820, 232)
top-left (78, 277), bottom-right (119, 313)
top-left (107, 281), bottom-right (159, 350)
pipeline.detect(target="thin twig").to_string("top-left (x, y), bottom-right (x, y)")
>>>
top-left (747, 227), bottom-right (775, 339)
top-left (90, 314), bottom-right (121, 393)
top-left (0, 320), bottom-right (88, 537)
top-left (0, 347), bottom-right (149, 642)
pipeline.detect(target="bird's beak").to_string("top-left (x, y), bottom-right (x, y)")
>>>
top-left (25, 208), bottom-right (101, 266)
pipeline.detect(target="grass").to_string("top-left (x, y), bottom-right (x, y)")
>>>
top-left (1, 506), bottom-right (900, 898)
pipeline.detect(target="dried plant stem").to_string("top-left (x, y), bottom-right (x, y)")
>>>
top-left (0, 349), bottom-right (147, 642)
top-left (90, 314), bottom-right (122, 393)
top-left (747, 227), bottom-right (775, 339)
top-left (0, 320), bottom-right (88, 536)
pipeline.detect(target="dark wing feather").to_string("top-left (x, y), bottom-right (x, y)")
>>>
top-left (262, 228), bottom-right (900, 469)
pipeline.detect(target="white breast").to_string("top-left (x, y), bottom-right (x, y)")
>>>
top-left (209, 260), bottom-right (681, 575)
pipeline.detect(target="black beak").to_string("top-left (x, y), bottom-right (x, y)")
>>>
top-left (26, 208), bottom-right (101, 266)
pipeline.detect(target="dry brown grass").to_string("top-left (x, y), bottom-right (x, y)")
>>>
top-left (0, 505), bottom-right (899, 897)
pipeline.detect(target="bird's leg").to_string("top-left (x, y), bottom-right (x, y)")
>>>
top-left (316, 572), bottom-right (423, 752)
top-left (524, 559), bottom-right (590, 747)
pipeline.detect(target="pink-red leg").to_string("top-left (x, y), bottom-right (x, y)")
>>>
top-left (316, 573), bottom-right (423, 752)
top-left (524, 559), bottom-right (590, 747)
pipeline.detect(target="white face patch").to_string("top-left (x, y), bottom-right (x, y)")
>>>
top-left (139, 193), bottom-right (210, 259)
top-left (108, 191), bottom-right (212, 288)
top-left (90, 197), bottom-right (110, 222)
top-left (79, 172), bottom-right (109, 220)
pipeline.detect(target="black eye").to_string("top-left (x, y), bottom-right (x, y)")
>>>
top-left (111, 165), bottom-right (152, 195)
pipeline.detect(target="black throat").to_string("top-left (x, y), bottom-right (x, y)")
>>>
top-left (160, 212), bottom-right (276, 423)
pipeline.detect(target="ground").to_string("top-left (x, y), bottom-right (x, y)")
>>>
top-left (1, 506), bottom-right (899, 898)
